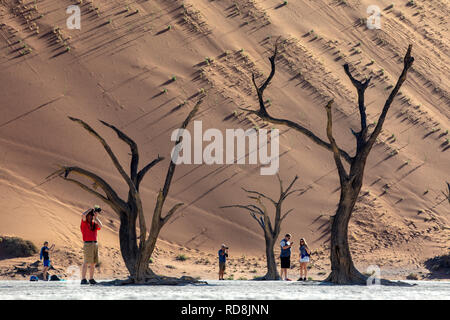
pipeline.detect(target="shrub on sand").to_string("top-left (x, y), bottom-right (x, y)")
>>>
top-left (0, 236), bottom-right (38, 259)
top-left (176, 254), bottom-right (188, 261)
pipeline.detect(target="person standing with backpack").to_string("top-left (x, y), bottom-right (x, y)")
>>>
top-left (298, 238), bottom-right (311, 281)
top-left (40, 241), bottom-right (54, 281)
top-left (280, 233), bottom-right (293, 281)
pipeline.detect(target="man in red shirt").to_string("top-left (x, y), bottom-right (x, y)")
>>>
top-left (80, 205), bottom-right (103, 285)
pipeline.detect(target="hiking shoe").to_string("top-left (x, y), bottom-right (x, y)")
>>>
top-left (285, 278), bottom-right (292, 281)
top-left (80, 279), bottom-right (88, 285)
top-left (297, 277), bottom-right (304, 281)
top-left (89, 279), bottom-right (98, 285)
top-left (303, 277), bottom-right (307, 281)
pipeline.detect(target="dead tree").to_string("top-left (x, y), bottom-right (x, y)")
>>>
top-left (48, 100), bottom-right (203, 284)
top-left (243, 42), bottom-right (414, 284)
top-left (221, 175), bottom-right (299, 280)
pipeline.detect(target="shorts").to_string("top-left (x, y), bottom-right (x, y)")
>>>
top-left (280, 256), bottom-right (290, 269)
top-left (43, 260), bottom-right (51, 267)
top-left (300, 256), bottom-right (310, 263)
top-left (83, 242), bottom-right (99, 264)
top-left (219, 262), bottom-right (226, 272)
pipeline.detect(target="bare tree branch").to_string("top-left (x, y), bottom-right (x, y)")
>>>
top-left (251, 212), bottom-right (265, 229)
top-left (247, 44), bottom-right (353, 164)
top-left (365, 45), bottom-right (414, 150)
top-left (136, 155), bottom-right (165, 190)
top-left (343, 64), bottom-right (371, 141)
top-left (68, 118), bottom-right (148, 244)
top-left (443, 182), bottom-right (450, 204)
top-left (68, 117), bottom-right (136, 193)
top-left (100, 120), bottom-right (139, 183)
top-left (161, 202), bottom-right (184, 226)
top-left (221, 204), bottom-right (264, 216)
top-left (51, 166), bottom-right (128, 213)
top-left (63, 177), bottom-right (109, 204)
top-left (283, 188), bottom-right (302, 199)
top-left (146, 99), bottom-right (203, 247)
top-left (221, 204), bottom-right (265, 229)
top-left (99, 120), bottom-right (165, 193)
top-left (280, 175), bottom-right (299, 201)
top-left (325, 100), bottom-right (349, 182)
top-left (242, 187), bottom-right (277, 206)
top-left (280, 208), bottom-right (294, 221)
top-left (162, 99), bottom-right (202, 199)
top-left (276, 173), bottom-right (284, 195)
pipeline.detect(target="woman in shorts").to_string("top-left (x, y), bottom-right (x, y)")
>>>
top-left (298, 238), bottom-right (311, 281)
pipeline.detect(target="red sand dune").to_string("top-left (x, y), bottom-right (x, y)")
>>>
top-left (0, 0), bottom-right (448, 280)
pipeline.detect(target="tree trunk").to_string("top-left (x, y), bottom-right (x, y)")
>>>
top-left (327, 179), bottom-right (366, 284)
top-left (134, 244), bottom-right (156, 283)
top-left (118, 212), bottom-right (139, 276)
top-left (264, 237), bottom-right (280, 280)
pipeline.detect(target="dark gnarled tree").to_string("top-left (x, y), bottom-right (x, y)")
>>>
top-left (221, 175), bottom-right (299, 280)
top-left (244, 41), bottom-right (414, 284)
top-left (48, 100), bottom-right (203, 284)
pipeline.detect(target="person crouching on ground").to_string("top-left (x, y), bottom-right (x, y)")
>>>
top-left (80, 205), bottom-right (103, 285)
top-left (280, 233), bottom-right (293, 281)
top-left (40, 241), bottom-right (54, 280)
top-left (298, 238), bottom-right (311, 281)
top-left (218, 244), bottom-right (228, 280)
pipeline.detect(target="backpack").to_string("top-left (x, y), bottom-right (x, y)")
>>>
top-left (50, 274), bottom-right (61, 281)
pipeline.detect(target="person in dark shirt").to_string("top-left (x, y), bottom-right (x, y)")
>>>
top-left (218, 244), bottom-right (229, 280)
top-left (40, 241), bottom-right (55, 281)
top-left (280, 233), bottom-right (293, 281)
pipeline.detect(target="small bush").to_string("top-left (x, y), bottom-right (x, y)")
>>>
top-left (176, 254), bottom-right (188, 261)
top-left (0, 236), bottom-right (38, 259)
top-left (406, 273), bottom-right (418, 280)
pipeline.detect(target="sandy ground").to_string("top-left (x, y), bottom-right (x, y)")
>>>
top-left (0, 0), bottom-right (448, 281)
top-left (0, 236), bottom-right (446, 282)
